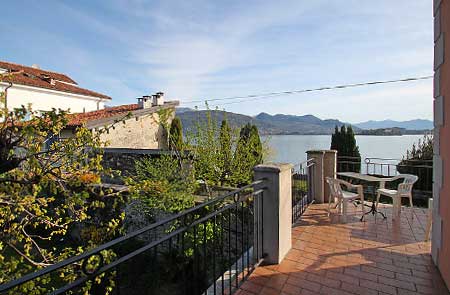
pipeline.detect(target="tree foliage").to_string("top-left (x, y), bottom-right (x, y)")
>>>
top-left (232, 123), bottom-right (263, 185)
top-left (219, 119), bottom-right (233, 183)
top-left (402, 134), bottom-right (433, 161)
top-left (187, 108), bottom-right (265, 186)
top-left (0, 90), bottom-right (127, 292)
top-left (128, 155), bottom-right (196, 216)
top-left (331, 125), bottom-right (361, 172)
top-left (169, 117), bottom-right (183, 151)
top-left (398, 134), bottom-right (433, 195)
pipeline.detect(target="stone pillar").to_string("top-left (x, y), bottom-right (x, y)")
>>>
top-left (307, 151), bottom-right (325, 203)
top-left (254, 163), bottom-right (293, 264)
top-left (323, 150), bottom-right (337, 203)
top-left (306, 150), bottom-right (337, 204)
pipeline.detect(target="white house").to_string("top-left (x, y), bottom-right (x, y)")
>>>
top-left (0, 60), bottom-right (111, 113)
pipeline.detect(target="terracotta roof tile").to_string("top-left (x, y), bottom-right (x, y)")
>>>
top-left (0, 60), bottom-right (111, 100)
top-left (66, 104), bottom-right (139, 126)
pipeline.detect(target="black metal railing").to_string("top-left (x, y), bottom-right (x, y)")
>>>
top-left (337, 156), bottom-right (433, 201)
top-left (291, 159), bottom-right (315, 223)
top-left (336, 156), bottom-right (361, 173)
top-left (0, 180), bottom-right (267, 295)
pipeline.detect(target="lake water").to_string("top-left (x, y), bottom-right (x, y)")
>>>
top-left (262, 135), bottom-right (425, 165)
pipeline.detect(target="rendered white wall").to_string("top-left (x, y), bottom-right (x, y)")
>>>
top-left (0, 84), bottom-right (106, 113)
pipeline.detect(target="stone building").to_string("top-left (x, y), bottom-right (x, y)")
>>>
top-left (64, 92), bottom-right (179, 149)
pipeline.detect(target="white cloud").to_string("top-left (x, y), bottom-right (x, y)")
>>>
top-left (5, 0), bottom-right (432, 121)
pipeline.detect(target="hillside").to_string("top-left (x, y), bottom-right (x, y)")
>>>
top-left (176, 109), bottom-right (355, 135)
top-left (355, 119), bottom-right (433, 130)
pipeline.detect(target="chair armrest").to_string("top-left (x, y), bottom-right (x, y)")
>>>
top-left (382, 175), bottom-right (402, 182)
top-left (336, 179), bottom-right (362, 190)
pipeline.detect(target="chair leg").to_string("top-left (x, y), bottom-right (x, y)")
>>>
top-left (392, 196), bottom-right (400, 220)
top-left (328, 199), bottom-right (332, 217)
top-left (342, 200), bottom-right (348, 222)
top-left (375, 192), bottom-right (381, 210)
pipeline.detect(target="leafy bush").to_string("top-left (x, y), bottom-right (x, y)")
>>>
top-left (0, 91), bottom-right (128, 292)
top-left (398, 134), bottom-right (433, 195)
top-left (186, 108), bottom-right (264, 188)
top-left (128, 155), bottom-right (196, 216)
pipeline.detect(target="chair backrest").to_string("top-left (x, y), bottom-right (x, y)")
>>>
top-left (397, 174), bottom-right (418, 194)
top-left (326, 177), bottom-right (343, 200)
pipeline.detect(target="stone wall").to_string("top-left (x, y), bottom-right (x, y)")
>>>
top-left (99, 111), bottom-right (170, 149)
top-left (102, 148), bottom-right (176, 178)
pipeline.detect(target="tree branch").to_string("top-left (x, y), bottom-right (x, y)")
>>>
top-left (7, 242), bottom-right (52, 267)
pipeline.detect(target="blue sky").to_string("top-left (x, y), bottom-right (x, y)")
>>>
top-left (1, 0), bottom-right (433, 122)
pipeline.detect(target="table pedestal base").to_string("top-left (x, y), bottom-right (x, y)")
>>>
top-left (362, 202), bottom-right (386, 221)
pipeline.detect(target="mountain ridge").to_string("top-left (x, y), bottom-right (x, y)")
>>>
top-left (354, 119), bottom-right (433, 130)
top-left (176, 108), bottom-right (432, 135)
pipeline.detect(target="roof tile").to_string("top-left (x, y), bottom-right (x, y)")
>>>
top-left (0, 60), bottom-right (111, 100)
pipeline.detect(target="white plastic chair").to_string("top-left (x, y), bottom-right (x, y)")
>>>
top-left (326, 177), bottom-right (365, 221)
top-left (375, 174), bottom-right (418, 219)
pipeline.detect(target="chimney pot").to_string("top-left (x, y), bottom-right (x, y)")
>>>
top-left (152, 92), bottom-right (165, 106)
top-left (137, 96), bottom-right (152, 109)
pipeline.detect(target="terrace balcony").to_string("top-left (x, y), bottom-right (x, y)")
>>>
top-left (1, 151), bottom-right (447, 295)
top-left (238, 203), bottom-right (448, 295)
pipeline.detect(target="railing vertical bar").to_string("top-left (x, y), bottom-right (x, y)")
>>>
top-left (241, 200), bottom-right (245, 281)
top-left (246, 198), bottom-right (250, 275)
top-left (213, 215), bottom-right (217, 295)
top-left (182, 226), bottom-right (187, 295)
top-left (228, 208), bottom-right (232, 294)
top-left (261, 191), bottom-right (264, 259)
top-left (194, 225), bottom-right (198, 294)
top-left (235, 199), bottom-right (239, 290)
top-left (255, 192), bottom-right (259, 265)
top-left (220, 212), bottom-right (224, 295)
top-left (203, 220), bottom-right (207, 292)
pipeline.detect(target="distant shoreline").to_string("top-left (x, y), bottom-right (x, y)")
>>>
top-left (261, 132), bottom-right (430, 136)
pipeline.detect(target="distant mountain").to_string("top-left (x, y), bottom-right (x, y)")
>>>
top-left (176, 109), bottom-right (277, 134)
top-left (253, 112), bottom-right (358, 135)
top-left (176, 108), bottom-right (356, 135)
top-left (174, 107), bottom-right (193, 114)
top-left (354, 119), bottom-right (433, 131)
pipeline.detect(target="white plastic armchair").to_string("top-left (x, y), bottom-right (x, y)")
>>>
top-left (375, 174), bottom-right (418, 219)
top-left (326, 177), bottom-right (365, 221)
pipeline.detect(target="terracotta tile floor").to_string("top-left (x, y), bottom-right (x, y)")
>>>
top-left (238, 203), bottom-right (449, 295)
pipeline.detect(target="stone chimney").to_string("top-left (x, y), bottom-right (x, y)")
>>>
top-left (152, 92), bottom-right (164, 106)
top-left (137, 95), bottom-right (152, 109)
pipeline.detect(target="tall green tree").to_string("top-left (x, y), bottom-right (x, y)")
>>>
top-left (232, 123), bottom-right (263, 185)
top-left (219, 119), bottom-right (233, 184)
top-left (330, 125), bottom-right (361, 172)
top-left (169, 117), bottom-right (183, 151)
top-left (330, 126), bottom-right (340, 151)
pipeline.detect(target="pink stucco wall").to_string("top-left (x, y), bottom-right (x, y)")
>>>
top-left (435, 0), bottom-right (450, 288)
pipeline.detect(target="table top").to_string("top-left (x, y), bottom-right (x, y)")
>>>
top-left (337, 172), bottom-right (396, 183)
